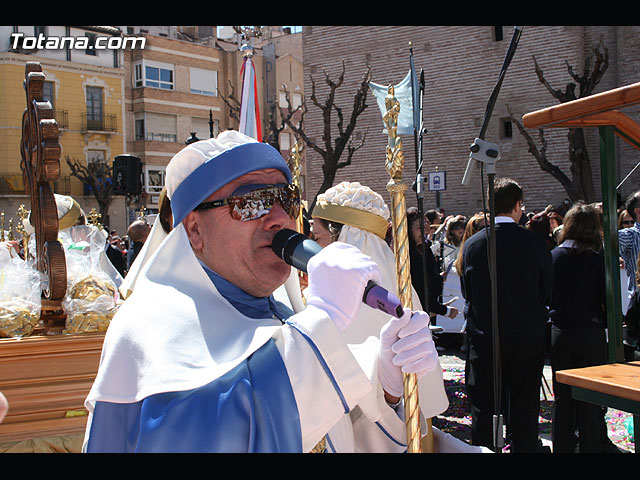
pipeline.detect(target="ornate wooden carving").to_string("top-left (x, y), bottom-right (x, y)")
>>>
top-left (19, 62), bottom-right (67, 334)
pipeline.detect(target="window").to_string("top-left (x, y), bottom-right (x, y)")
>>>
top-left (87, 150), bottom-right (106, 165)
top-left (86, 86), bottom-right (103, 129)
top-left (279, 91), bottom-right (302, 109)
top-left (145, 165), bottom-right (166, 194)
top-left (494, 26), bottom-right (504, 42)
top-left (134, 114), bottom-right (145, 141)
top-left (500, 118), bottom-right (513, 139)
top-left (133, 61), bottom-right (174, 90)
top-left (280, 132), bottom-right (291, 151)
top-left (43, 81), bottom-right (55, 108)
top-left (191, 116), bottom-right (217, 140)
top-left (134, 64), bottom-right (143, 88)
top-left (291, 93), bottom-right (302, 110)
top-left (278, 91), bottom-right (288, 108)
top-left (190, 67), bottom-right (217, 96)
top-left (86, 33), bottom-right (97, 55)
top-left (146, 65), bottom-right (173, 90)
top-left (136, 112), bottom-right (177, 142)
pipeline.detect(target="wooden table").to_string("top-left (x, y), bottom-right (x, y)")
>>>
top-left (556, 361), bottom-right (640, 452)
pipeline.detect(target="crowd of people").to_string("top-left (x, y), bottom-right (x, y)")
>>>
top-left (307, 175), bottom-right (637, 453)
top-left (379, 179), bottom-right (636, 454)
top-left (2, 128), bottom-right (638, 454)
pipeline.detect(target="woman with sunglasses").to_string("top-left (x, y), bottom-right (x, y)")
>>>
top-left (83, 131), bottom-right (450, 453)
top-left (619, 209), bottom-right (634, 230)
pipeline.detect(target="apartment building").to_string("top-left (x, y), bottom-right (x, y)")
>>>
top-left (121, 26), bottom-right (229, 228)
top-left (0, 25), bottom-right (127, 230)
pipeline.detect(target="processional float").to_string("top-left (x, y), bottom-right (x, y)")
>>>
top-left (0, 62), bottom-right (105, 449)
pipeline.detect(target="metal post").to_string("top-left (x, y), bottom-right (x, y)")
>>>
top-left (599, 125), bottom-right (624, 363)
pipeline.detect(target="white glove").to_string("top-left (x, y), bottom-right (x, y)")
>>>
top-left (378, 307), bottom-right (440, 398)
top-left (305, 242), bottom-right (382, 333)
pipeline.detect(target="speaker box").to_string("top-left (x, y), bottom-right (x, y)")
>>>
top-left (112, 155), bottom-right (142, 195)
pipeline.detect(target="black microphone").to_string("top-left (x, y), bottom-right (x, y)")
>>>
top-left (272, 229), bottom-right (405, 318)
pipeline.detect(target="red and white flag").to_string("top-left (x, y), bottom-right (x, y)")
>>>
top-left (238, 56), bottom-right (262, 142)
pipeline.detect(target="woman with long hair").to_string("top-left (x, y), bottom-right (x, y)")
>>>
top-left (406, 207), bottom-right (458, 323)
top-left (548, 203), bottom-right (612, 453)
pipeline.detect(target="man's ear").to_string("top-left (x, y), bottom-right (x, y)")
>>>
top-left (183, 211), bottom-right (203, 250)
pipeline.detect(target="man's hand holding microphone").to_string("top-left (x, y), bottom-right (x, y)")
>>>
top-left (272, 230), bottom-right (440, 405)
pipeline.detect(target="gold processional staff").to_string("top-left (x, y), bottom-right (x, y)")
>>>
top-left (289, 140), bottom-right (304, 235)
top-left (383, 84), bottom-right (432, 453)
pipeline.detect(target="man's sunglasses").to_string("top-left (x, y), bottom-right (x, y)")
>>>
top-left (193, 183), bottom-right (300, 222)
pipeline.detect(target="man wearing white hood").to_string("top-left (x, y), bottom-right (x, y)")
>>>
top-left (82, 131), bottom-right (444, 453)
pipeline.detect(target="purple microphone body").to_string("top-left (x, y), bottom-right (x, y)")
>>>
top-left (271, 229), bottom-right (405, 319)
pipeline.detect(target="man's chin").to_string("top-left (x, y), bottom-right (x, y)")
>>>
top-left (245, 262), bottom-right (291, 297)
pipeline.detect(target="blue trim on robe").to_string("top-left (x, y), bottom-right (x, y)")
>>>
top-left (374, 421), bottom-right (407, 447)
top-left (86, 339), bottom-right (302, 452)
top-left (285, 320), bottom-right (350, 414)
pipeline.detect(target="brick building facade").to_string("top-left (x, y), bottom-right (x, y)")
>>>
top-left (301, 26), bottom-right (640, 217)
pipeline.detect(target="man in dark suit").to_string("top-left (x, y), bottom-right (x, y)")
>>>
top-left (460, 178), bottom-right (553, 453)
top-left (127, 219), bottom-right (151, 270)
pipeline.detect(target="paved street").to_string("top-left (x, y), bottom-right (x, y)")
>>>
top-left (433, 334), bottom-right (635, 453)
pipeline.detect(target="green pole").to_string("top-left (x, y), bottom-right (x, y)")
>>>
top-left (599, 125), bottom-right (624, 363)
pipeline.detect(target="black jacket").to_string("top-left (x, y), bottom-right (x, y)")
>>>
top-left (105, 244), bottom-right (127, 278)
top-left (127, 241), bottom-right (144, 269)
top-left (549, 246), bottom-right (605, 328)
top-left (460, 222), bottom-right (553, 343)
top-left (409, 239), bottom-right (447, 316)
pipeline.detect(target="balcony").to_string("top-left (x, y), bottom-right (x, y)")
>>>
top-left (81, 113), bottom-right (117, 133)
top-left (138, 131), bottom-right (177, 143)
top-left (54, 109), bottom-right (69, 129)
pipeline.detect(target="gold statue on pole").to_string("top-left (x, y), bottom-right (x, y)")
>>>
top-left (289, 139), bottom-right (304, 235)
top-left (383, 85), bottom-right (424, 453)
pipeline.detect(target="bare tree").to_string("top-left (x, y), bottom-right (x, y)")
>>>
top-left (220, 79), bottom-right (241, 127)
top-left (65, 156), bottom-right (113, 226)
top-left (285, 61), bottom-right (373, 212)
top-left (510, 38), bottom-right (609, 203)
top-left (267, 84), bottom-right (305, 152)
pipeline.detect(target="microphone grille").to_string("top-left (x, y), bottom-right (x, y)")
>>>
top-left (271, 228), bottom-right (304, 260)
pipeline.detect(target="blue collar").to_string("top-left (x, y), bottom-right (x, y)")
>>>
top-left (198, 261), bottom-right (289, 321)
